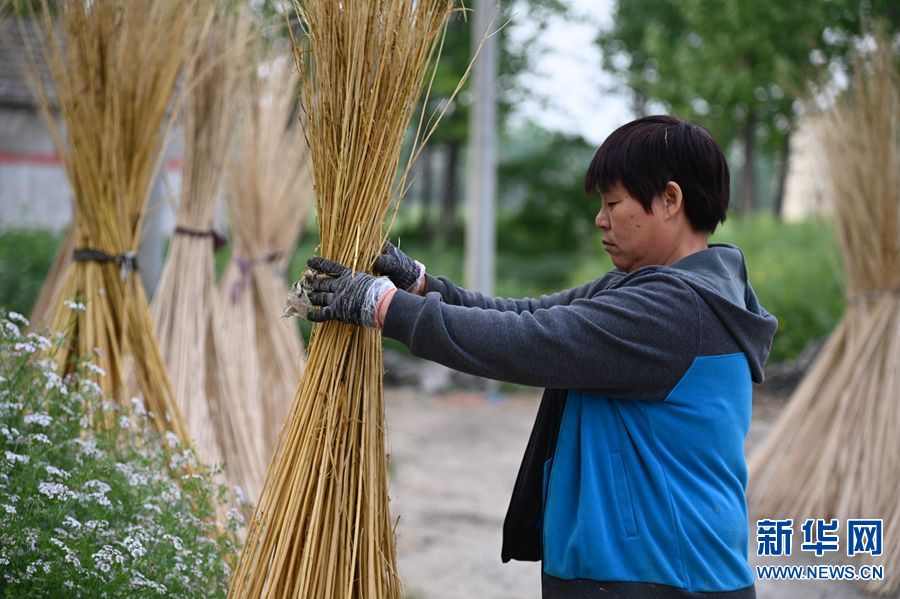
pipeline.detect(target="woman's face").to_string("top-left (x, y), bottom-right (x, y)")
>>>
top-left (594, 183), bottom-right (670, 273)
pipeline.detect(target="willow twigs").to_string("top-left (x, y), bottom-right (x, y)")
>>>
top-left (151, 8), bottom-right (250, 470)
top-left (748, 34), bottom-right (900, 596)
top-left (217, 53), bottom-right (313, 492)
top-left (21, 0), bottom-right (212, 442)
top-left (228, 2), bottom-right (457, 597)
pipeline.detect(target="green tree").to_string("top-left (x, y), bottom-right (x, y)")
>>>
top-left (414, 0), bottom-right (566, 241)
top-left (597, 0), bottom-right (895, 215)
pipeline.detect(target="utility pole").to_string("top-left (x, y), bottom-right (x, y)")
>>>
top-left (465, 0), bottom-right (501, 400)
top-left (464, 0), bottom-right (497, 297)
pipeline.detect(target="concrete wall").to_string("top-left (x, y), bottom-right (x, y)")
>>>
top-left (0, 106), bottom-right (72, 231)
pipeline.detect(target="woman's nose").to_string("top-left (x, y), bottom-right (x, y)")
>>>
top-left (595, 209), bottom-right (609, 230)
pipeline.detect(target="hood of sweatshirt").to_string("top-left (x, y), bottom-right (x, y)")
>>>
top-left (663, 243), bottom-right (778, 383)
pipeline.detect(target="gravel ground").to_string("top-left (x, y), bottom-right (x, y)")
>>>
top-left (385, 389), bottom-right (880, 599)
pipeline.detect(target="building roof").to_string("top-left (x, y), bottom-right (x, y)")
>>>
top-left (0, 18), bottom-right (55, 108)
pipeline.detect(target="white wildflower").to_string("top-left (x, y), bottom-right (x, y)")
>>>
top-left (38, 481), bottom-right (77, 501)
top-left (142, 502), bottom-right (161, 514)
top-left (234, 485), bottom-right (247, 505)
top-left (83, 479), bottom-right (112, 494)
top-left (64, 580), bottom-right (74, 589)
top-left (26, 559), bottom-right (51, 576)
top-left (45, 465), bottom-right (70, 479)
top-left (164, 431), bottom-right (180, 449)
top-left (70, 438), bottom-right (103, 459)
top-left (63, 515), bottom-right (82, 529)
top-left (2, 504), bottom-right (15, 514)
top-left (118, 415), bottom-right (132, 429)
top-left (84, 519), bottom-right (109, 533)
top-left (43, 371), bottom-right (68, 394)
top-left (82, 479), bottom-right (113, 507)
top-left (92, 545), bottom-right (125, 573)
top-left (0, 375), bottom-right (4, 383)
top-left (29, 433), bottom-right (51, 445)
top-left (24, 412), bottom-right (52, 427)
top-left (160, 484), bottom-right (182, 503)
top-left (5, 451), bottom-right (29, 465)
top-left (64, 299), bottom-right (86, 312)
top-left (86, 363), bottom-right (106, 377)
top-left (26, 332), bottom-right (51, 351)
top-left (1, 426), bottom-right (19, 441)
top-left (115, 463), bottom-right (148, 487)
top-left (25, 529), bottom-right (39, 551)
top-left (48, 537), bottom-right (79, 569)
top-left (226, 508), bottom-right (245, 528)
top-left (2, 321), bottom-right (21, 339)
top-left (13, 341), bottom-right (36, 354)
top-left (163, 533), bottom-right (185, 552)
top-left (130, 570), bottom-right (167, 594)
top-left (7, 311), bottom-right (28, 325)
top-left (80, 379), bottom-right (102, 398)
top-left (130, 397), bottom-right (146, 415)
top-left (101, 400), bottom-right (117, 413)
top-left (121, 535), bottom-right (146, 558)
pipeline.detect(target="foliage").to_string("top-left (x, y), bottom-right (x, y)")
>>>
top-left (596, 0), bottom-right (897, 211)
top-left (0, 312), bottom-right (243, 597)
top-left (496, 125), bottom-right (599, 254)
top-left (0, 229), bottom-right (61, 317)
top-left (712, 215), bottom-right (845, 363)
top-left (597, 0), bottom-right (893, 152)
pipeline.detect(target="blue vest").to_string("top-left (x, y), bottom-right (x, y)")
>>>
top-left (541, 353), bottom-right (754, 592)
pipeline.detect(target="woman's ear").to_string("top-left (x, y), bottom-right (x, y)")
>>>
top-left (662, 181), bottom-right (684, 220)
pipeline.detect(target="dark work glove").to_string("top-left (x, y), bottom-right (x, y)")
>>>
top-left (305, 257), bottom-right (396, 328)
top-left (373, 241), bottom-right (422, 292)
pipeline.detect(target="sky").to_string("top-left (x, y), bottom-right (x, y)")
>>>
top-left (506, 0), bottom-right (633, 145)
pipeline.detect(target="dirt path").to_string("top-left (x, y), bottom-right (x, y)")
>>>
top-left (385, 390), bottom-right (877, 599)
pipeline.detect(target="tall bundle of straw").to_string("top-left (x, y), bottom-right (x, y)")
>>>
top-left (24, 0), bottom-right (210, 441)
top-left (228, 2), bottom-right (456, 596)
top-left (749, 35), bottom-right (899, 595)
top-left (216, 53), bottom-right (313, 473)
top-left (151, 10), bottom-right (249, 468)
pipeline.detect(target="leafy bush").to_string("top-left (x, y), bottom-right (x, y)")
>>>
top-left (0, 311), bottom-right (242, 597)
top-left (0, 229), bottom-right (61, 316)
top-left (712, 215), bottom-right (845, 363)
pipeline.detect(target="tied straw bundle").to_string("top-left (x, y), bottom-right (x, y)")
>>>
top-left (151, 9), bottom-right (250, 470)
top-left (216, 52), bottom-right (313, 495)
top-left (229, 1), bottom-right (460, 596)
top-left (21, 0), bottom-right (211, 440)
top-left (748, 33), bottom-right (900, 596)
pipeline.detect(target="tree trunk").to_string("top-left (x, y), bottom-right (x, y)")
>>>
top-left (740, 115), bottom-right (756, 215)
top-left (439, 141), bottom-right (460, 243)
top-left (772, 129), bottom-right (792, 219)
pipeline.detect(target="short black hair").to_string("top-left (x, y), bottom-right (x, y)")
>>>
top-left (584, 115), bottom-right (729, 233)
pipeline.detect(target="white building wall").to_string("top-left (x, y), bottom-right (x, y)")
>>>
top-left (781, 114), bottom-right (833, 222)
top-left (0, 107), bottom-right (72, 231)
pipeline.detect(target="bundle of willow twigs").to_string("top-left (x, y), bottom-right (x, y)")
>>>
top-left (20, 0), bottom-right (211, 441)
top-left (748, 34), bottom-right (900, 596)
top-left (151, 9), bottom-right (249, 470)
top-left (228, 2), bottom-right (456, 596)
top-left (216, 52), bottom-right (313, 491)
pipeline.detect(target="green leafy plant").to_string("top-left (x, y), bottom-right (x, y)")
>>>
top-left (0, 310), bottom-right (243, 597)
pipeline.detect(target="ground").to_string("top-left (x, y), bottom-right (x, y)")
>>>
top-left (386, 389), bottom-right (878, 599)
